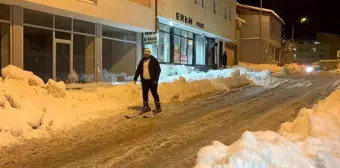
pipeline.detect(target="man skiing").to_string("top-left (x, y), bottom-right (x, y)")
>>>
top-left (133, 48), bottom-right (162, 114)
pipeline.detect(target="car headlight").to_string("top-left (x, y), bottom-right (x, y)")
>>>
top-left (306, 66), bottom-right (314, 73)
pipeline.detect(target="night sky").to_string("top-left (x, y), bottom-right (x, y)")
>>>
top-left (237, 0), bottom-right (340, 40)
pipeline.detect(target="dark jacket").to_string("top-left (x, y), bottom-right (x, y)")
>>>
top-left (134, 56), bottom-right (161, 82)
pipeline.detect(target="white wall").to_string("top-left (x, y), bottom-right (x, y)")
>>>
top-left (0, 0), bottom-right (155, 32)
top-left (158, 0), bottom-right (236, 41)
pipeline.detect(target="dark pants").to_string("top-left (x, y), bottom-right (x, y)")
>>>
top-left (142, 80), bottom-right (160, 103)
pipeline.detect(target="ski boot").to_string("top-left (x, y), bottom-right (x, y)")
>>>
top-left (140, 102), bottom-right (151, 114)
top-left (153, 102), bottom-right (162, 115)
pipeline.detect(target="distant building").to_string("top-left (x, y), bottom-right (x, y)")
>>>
top-left (294, 33), bottom-right (340, 63)
top-left (237, 3), bottom-right (284, 64)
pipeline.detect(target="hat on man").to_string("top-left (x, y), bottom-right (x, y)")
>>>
top-left (144, 48), bottom-right (151, 55)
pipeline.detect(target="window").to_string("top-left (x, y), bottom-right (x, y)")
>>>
top-left (195, 34), bottom-right (206, 65)
top-left (103, 25), bottom-right (137, 41)
top-left (173, 28), bottom-right (194, 65)
top-left (73, 19), bottom-right (95, 35)
top-left (202, 0), bottom-right (204, 8)
top-left (102, 39), bottom-right (137, 81)
top-left (174, 35), bottom-right (181, 63)
top-left (213, 0), bottom-right (216, 14)
top-left (73, 34), bottom-right (95, 82)
top-left (158, 31), bottom-right (170, 63)
top-left (312, 48), bottom-right (316, 52)
top-left (55, 31), bottom-right (71, 40)
top-left (24, 27), bottom-right (53, 82)
top-left (0, 3), bottom-right (10, 21)
top-left (0, 22), bottom-right (10, 70)
top-left (144, 23), bottom-right (170, 63)
top-left (206, 38), bottom-right (215, 65)
top-left (24, 9), bottom-right (53, 28)
top-left (0, 4), bottom-right (10, 72)
top-left (55, 15), bottom-right (72, 31)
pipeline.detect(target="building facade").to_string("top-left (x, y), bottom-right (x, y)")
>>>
top-left (294, 33), bottom-right (340, 63)
top-left (0, 0), bottom-right (237, 83)
top-left (144, 0), bottom-right (237, 71)
top-left (237, 3), bottom-right (284, 64)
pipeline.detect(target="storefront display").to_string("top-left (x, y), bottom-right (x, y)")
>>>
top-left (142, 22), bottom-right (218, 68)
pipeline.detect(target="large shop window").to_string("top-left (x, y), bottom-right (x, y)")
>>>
top-left (0, 3), bottom-right (10, 71)
top-left (195, 34), bottom-right (206, 65)
top-left (144, 23), bottom-right (170, 63)
top-left (206, 38), bottom-right (215, 65)
top-left (24, 27), bottom-right (53, 82)
top-left (73, 34), bottom-right (95, 83)
top-left (173, 28), bottom-right (193, 65)
top-left (102, 25), bottom-right (137, 81)
top-left (102, 39), bottom-right (136, 81)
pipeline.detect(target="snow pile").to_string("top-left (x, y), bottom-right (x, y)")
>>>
top-left (195, 89), bottom-right (340, 168)
top-left (239, 62), bottom-right (282, 73)
top-left (97, 73), bottom-right (252, 105)
top-left (102, 69), bottom-right (133, 82)
top-left (286, 63), bottom-right (303, 74)
top-left (239, 62), bottom-right (303, 74)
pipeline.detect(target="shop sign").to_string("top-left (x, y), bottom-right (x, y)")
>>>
top-left (196, 21), bottom-right (204, 29)
top-left (176, 12), bottom-right (193, 25)
top-left (175, 12), bottom-right (205, 29)
top-left (143, 32), bottom-right (157, 44)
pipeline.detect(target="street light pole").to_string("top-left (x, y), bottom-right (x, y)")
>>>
top-left (292, 17), bottom-right (307, 44)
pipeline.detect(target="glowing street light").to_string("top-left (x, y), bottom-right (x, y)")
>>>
top-left (300, 17), bottom-right (307, 23)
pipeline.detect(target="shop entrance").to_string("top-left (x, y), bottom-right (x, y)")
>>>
top-left (54, 40), bottom-right (72, 82)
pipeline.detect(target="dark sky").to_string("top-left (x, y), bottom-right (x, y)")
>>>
top-left (237, 0), bottom-right (340, 40)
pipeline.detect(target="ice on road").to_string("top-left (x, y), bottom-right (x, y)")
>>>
top-left (0, 73), bottom-right (338, 168)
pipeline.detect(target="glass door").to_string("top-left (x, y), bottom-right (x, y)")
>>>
top-left (54, 40), bottom-right (72, 82)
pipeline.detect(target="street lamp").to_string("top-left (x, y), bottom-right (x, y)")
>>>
top-left (292, 17), bottom-right (308, 43)
top-left (300, 17), bottom-right (307, 23)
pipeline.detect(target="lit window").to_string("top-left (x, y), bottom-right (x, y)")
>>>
top-left (312, 48), bottom-right (316, 52)
top-left (315, 41), bottom-right (320, 44)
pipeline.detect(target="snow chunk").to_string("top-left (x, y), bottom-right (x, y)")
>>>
top-left (45, 79), bottom-right (66, 98)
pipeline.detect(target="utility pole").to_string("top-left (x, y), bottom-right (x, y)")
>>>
top-left (260, 0), bottom-right (263, 62)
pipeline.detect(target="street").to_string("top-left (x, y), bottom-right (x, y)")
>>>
top-left (0, 73), bottom-right (338, 168)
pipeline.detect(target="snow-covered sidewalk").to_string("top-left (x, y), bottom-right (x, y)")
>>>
top-left (0, 65), bottom-right (278, 148)
top-left (194, 82), bottom-right (340, 168)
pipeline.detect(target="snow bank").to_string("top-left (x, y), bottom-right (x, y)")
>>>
top-left (239, 62), bottom-right (303, 75)
top-left (0, 65), bottom-right (279, 148)
top-left (195, 89), bottom-right (340, 168)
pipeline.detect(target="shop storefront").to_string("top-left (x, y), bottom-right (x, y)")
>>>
top-left (143, 22), bottom-right (217, 69)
